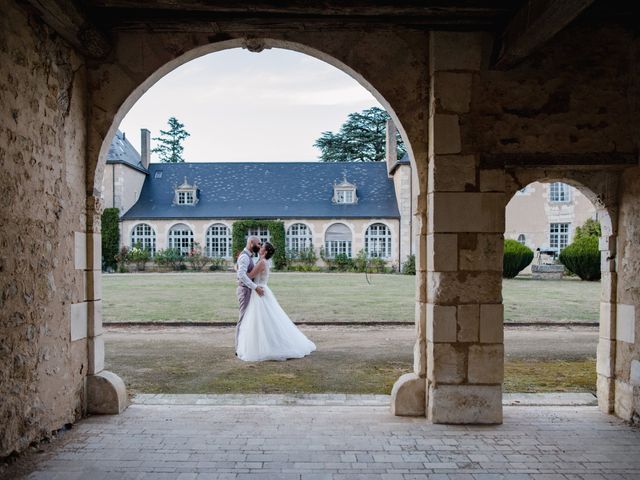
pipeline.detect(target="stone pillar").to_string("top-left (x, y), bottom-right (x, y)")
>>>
top-left (425, 31), bottom-right (504, 424)
top-left (84, 196), bottom-right (128, 414)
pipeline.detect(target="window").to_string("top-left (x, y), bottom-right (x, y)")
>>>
top-left (332, 176), bottom-right (358, 204)
top-left (154, 170), bottom-right (163, 179)
top-left (247, 226), bottom-right (270, 245)
top-left (130, 223), bottom-right (156, 255)
top-left (286, 223), bottom-right (312, 253)
top-left (335, 189), bottom-right (355, 204)
top-left (517, 234), bottom-right (526, 245)
top-left (177, 191), bottom-right (194, 205)
top-left (549, 223), bottom-right (570, 251)
top-left (324, 223), bottom-right (352, 258)
top-left (365, 223), bottom-right (392, 258)
top-left (549, 182), bottom-right (571, 203)
top-left (168, 223), bottom-right (194, 255)
top-left (206, 224), bottom-right (231, 258)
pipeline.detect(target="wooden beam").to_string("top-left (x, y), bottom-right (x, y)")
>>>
top-left (23, 0), bottom-right (111, 58)
top-left (495, 0), bottom-right (594, 69)
top-left (479, 153), bottom-right (638, 169)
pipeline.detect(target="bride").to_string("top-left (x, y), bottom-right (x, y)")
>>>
top-left (236, 241), bottom-right (316, 361)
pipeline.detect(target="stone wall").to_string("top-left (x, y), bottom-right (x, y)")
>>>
top-left (0, 1), bottom-right (89, 456)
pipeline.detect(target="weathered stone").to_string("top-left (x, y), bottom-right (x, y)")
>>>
top-left (429, 31), bottom-right (485, 72)
top-left (426, 233), bottom-right (458, 272)
top-left (599, 302), bottom-right (615, 341)
top-left (427, 342), bottom-right (466, 383)
top-left (458, 234), bottom-right (503, 271)
top-left (596, 338), bottom-right (615, 377)
top-left (430, 114), bottom-right (461, 155)
top-left (429, 272), bottom-right (502, 305)
top-left (479, 304), bottom-right (504, 344)
top-left (468, 344), bottom-right (504, 384)
top-left (426, 303), bottom-right (457, 342)
top-left (457, 304), bottom-right (479, 342)
top-left (428, 192), bottom-right (505, 233)
top-left (74, 232), bottom-right (87, 270)
top-left (428, 155), bottom-right (476, 193)
top-left (70, 302), bottom-right (88, 341)
top-left (597, 374), bottom-right (615, 414)
top-left (428, 384), bottom-right (502, 424)
top-left (615, 380), bottom-right (634, 421)
top-left (86, 371), bottom-right (128, 415)
top-left (432, 72), bottom-right (473, 113)
top-left (479, 169), bottom-right (505, 192)
top-left (88, 335), bottom-right (105, 375)
top-left (390, 373), bottom-right (426, 417)
top-left (616, 304), bottom-right (636, 343)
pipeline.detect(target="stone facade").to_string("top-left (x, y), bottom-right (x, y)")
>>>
top-left (2, 0), bottom-right (640, 458)
top-left (101, 162), bottom-right (146, 214)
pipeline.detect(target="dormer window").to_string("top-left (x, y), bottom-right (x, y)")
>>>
top-left (332, 175), bottom-right (358, 205)
top-left (174, 177), bottom-right (198, 206)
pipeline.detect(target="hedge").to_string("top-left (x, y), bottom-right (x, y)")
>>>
top-left (231, 220), bottom-right (286, 270)
top-left (503, 239), bottom-right (534, 278)
top-left (101, 208), bottom-right (120, 271)
top-left (559, 235), bottom-right (601, 281)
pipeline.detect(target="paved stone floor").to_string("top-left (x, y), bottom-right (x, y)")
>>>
top-left (12, 404), bottom-right (640, 480)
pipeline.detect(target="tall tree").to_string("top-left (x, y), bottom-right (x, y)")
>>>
top-left (314, 107), bottom-right (406, 162)
top-left (152, 117), bottom-right (190, 163)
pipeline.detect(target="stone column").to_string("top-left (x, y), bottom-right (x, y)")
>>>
top-left (425, 31), bottom-right (504, 424)
top-left (84, 195), bottom-right (128, 414)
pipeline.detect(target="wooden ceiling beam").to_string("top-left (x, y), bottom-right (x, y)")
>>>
top-left (494, 0), bottom-right (594, 69)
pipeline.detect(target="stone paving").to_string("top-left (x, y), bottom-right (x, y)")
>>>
top-left (14, 403), bottom-right (640, 479)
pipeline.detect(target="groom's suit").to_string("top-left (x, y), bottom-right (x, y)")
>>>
top-left (236, 248), bottom-right (257, 349)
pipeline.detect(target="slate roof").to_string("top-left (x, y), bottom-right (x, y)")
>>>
top-left (121, 162), bottom-right (400, 220)
top-left (106, 130), bottom-right (148, 173)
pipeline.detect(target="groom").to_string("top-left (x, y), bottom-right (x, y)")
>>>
top-left (235, 236), bottom-right (265, 349)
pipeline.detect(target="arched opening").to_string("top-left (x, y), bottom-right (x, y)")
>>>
top-left (503, 176), bottom-right (614, 407)
top-left (97, 44), bottom-right (419, 403)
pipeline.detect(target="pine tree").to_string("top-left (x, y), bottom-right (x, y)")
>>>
top-left (314, 107), bottom-right (406, 162)
top-left (152, 117), bottom-right (190, 163)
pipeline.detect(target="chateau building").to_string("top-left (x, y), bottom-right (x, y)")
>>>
top-left (103, 128), bottom-right (415, 269)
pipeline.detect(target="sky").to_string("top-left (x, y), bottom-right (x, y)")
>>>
top-left (118, 48), bottom-right (382, 163)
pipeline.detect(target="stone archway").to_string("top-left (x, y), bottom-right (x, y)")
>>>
top-left (504, 167), bottom-right (622, 414)
top-left (84, 34), bottom-right (430, 415)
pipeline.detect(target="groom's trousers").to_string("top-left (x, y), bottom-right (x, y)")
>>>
top-left (236, 285), bottom-right (252, 349)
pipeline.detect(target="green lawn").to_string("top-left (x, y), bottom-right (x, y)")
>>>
top-left (102, 272), bottom-right (601, 324)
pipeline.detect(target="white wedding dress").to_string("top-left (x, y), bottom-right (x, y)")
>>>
top-left (236, 260), bottom-right (316, 361)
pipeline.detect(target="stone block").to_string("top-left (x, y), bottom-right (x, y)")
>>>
top-left (428, 192), bottom-right (505, 233)
top-left (86, 371), bottom-right (128, 414)
top-left (614, 380), bottom-right (634, 421)
top-left (70, 302), bottom-right (88, 341)
top-left (457, 304), bottom-right (479, 342)
top-left (601, 250), bottom-right (616, 272)
top-left (458, 233), bottom-right (503, 271)
top-left (432, 72), bottom-right (472, 113)
top-left (428, 154), bottom-right (476, 193)
top-left (479, 169), bottom-right (505, 192)
top-left (427, 342), bottom-right (466, 383)
top-left (429, 272), bottom-right (502, 305)
top-left (597, 374), bottom-right (614, 414)
top-left (430, 114), bottom-right (461, 155)
top-left (631, 360), bottom-right (640, 386)
top-left (596, 338), bottom-right (615, 377)
top-left (426, 304), bottom-right (457, 342)
top-left (391, 373), bottom-right (426, 417)
top-left (479, 304), bottom-right (504, 343)
top-left (88, 300), bottom-right (103, 337)
top-left (599, 235), bottom-right (616, 252)
top-left (90, 233), bottom-right (102, 270)
top-left (616, 304), bottom-right (636, 343)
top-left (88, 335), bottom-right (105, 375)
top-left (74, 232), bottom-right (87, 270)
top-left (86, 270), bottom-right (102, 301)
top-left (600, 272), bottom-right (617, 303)
top-left (468, 344), bottom-right (503, 384)
top-left (428, 384), bottom-right (502, 424)
top-left (426, 233), bottom-right (458, 272)
top-left (429, 31), bottom-right (485, 72)
top-left (599, 302), bottom-right (615, 340)
top-left (414, 337), bottom-right (427, 377)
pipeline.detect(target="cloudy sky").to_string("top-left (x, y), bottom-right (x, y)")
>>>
top-left (118, 48), bottom-right (381, 163)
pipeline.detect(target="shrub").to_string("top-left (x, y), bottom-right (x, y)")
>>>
top-left (231, 220), bottom-right (286, 270)
top-left (114, 245), bottom-right (129, 273)
top-left (155, 248), bottom-right (185, 271)
top-left (186, 243), bottom-right (209, 271)
top-left (403, 254), bottom-right (416, 275)
top-left (286, 245), bottom-right (318, 268)
top-left (101, 208), bottom-right (120, 271)
top-left (574, 218), bottom-right (601, 241)
top-left (332, 253), bottom-right (354, 272)
top-left (353, 249), bottom-right (368, 272)
top-left (559, 235), bottom-right (601, 281)
top-left (128, 242), bottom-right (151, 271)
top-left (209, 257), bottom-right (228, 271)
top-left (503, 239), bottom-right (534, 278)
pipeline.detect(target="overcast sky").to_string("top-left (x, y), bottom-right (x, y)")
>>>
top-left (118, 48), bottom-right (382, 163)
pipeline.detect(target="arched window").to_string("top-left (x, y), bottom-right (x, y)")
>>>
top-left (246, 226), bottom-right (270, 245)
top-left (286, 223), bottom-right (312, 253)
top-left (324, 223), bottom-right (352, 258)
top-left (168, 223), bottom-right (194, 255)
top-left (206, 224), bottom-right (231, 258)
top-left (517, 234), bottom-right (526, 245)
top-left (130, 223), bottom-right (156, 256)
top-left (365, 223), bottom-right (392, 258)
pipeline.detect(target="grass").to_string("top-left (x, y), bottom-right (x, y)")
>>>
top-left (102, 272), bottom-right (600, 324)
top-left (504, 358), bottom-right (596, 393)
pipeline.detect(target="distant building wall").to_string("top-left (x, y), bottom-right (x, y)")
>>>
top-left (101, 163), bottom-right (146, 214)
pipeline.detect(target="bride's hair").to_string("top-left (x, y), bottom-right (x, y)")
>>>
top-left (263, 242), bottom-right (275, 260)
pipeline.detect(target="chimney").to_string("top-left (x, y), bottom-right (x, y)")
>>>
top-left (385, 119), bottom-right (397, 176)
top-left (140, 128), bottom-right (150, 169)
